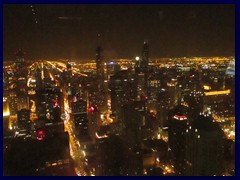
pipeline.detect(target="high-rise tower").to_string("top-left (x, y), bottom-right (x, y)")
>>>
top-left (185, 115), bottom-right (225, 176)
top-left (141, 41), bottom-right (149, 70)
top-left (96, 46), bottom-right (104, 77)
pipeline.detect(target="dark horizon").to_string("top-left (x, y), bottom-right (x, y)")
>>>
top-left (4, 4), bottom-right (235, 61)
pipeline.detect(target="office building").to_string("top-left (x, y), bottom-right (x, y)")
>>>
top-left (185, 115), bottom-right (225, 176)
top-left (72, 99), bottom-right (89, 137)
top-left (109, 70), bottom-right (137, 118)
top-left (168, 104), bottom-right (189, 175)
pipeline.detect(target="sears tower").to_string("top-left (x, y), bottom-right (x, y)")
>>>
top-left (140, 41), bottom-right (149, 71)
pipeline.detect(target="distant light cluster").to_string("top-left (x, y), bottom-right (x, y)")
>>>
top-left (30, 5), bottom-right (38, 24)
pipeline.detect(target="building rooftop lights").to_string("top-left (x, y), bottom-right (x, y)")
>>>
top-left (173, 115), bottom-right (187, 120)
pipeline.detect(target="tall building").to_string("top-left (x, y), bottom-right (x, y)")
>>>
top-left (14, 49), bottom-right (29, 80)
top-left (95, 135), bottom-right (126, 176)
top-left (168, 104), bottom-right (190, 175)
top-left (17, 109), bottom-right (31, 133)
top-left (15, 74), bottom-right (29, 111)
top-left (8, 92), bottom-right (18, 116)
top-left (4, 132), bottom-right (75, 176)
top-left (136, 73), bottom-right (146, 98)
top-left (185, 115), bottom-right (225, 176)
top-left (96, 46), bottom-right (104, 78)
top-left (36, 88), bottom-right (62, 122)
top-left (141, 41), bottom-right (149, 70)
top-left (184, 90), bottom-right (204, 119)
top-left (164, 68), bottom-right (179, 108)
top-left (120, 101), bottom-right (146, 175)
top-left (109, 70), bottom-right (137, 119)
top-left (71, 82), bottom-right (86, 101)
top-left (146, 71), bottom-right (161, 99)
top-left (34, 83), bottom-right (64, 137)
top-left (88, 106), bottom-right (101, 143)
top-left (121, 101), bottom-right (145, 148)
top-left (157, 90), bottom-right (170, 128)
top-left (135, 41), bottom-right (150, 96)
top-left (72, 99), bottom-right (89, 137)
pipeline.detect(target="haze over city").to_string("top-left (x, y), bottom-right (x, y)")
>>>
top-left (4, 4), bottom-right (235, 60)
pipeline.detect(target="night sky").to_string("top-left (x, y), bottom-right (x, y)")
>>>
top-left (4, 4), bottom-right (235, 60)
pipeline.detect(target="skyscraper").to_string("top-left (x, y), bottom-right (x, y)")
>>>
top-left (95, 135), bottom-right (126, 176)
top-left (109, 70), bottom-right (137, 118)
top-left (157, 90), bottom-right (170, 128)
top-left (8, 92), bottom-right (18, 116)
top-left (36, 88), bottom-right (62, 121)
top-left (185, 115), bottom-right (225, 176)
top-left (141, 41), bottom-right (149, 70)
top-left (72, 99), bottom-right (89, 137)
top-left (168, 104), bottom-right (190, 175)
top-left (121, 101), bottom-right (145, 149)
top-left (88, 105), bottom-right (101, 143)
top-left (135, 41), bottom-right (150, 96)
top-left (96, 46), bottom-right (104, 78)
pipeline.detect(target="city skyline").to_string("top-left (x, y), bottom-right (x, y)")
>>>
top-left (4, 4), bottom-right (235, 60)
top-left (3, 4), bottom-right (235, 176)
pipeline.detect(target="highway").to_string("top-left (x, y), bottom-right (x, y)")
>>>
top-left (63, 96), bottom-right (88, 176)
